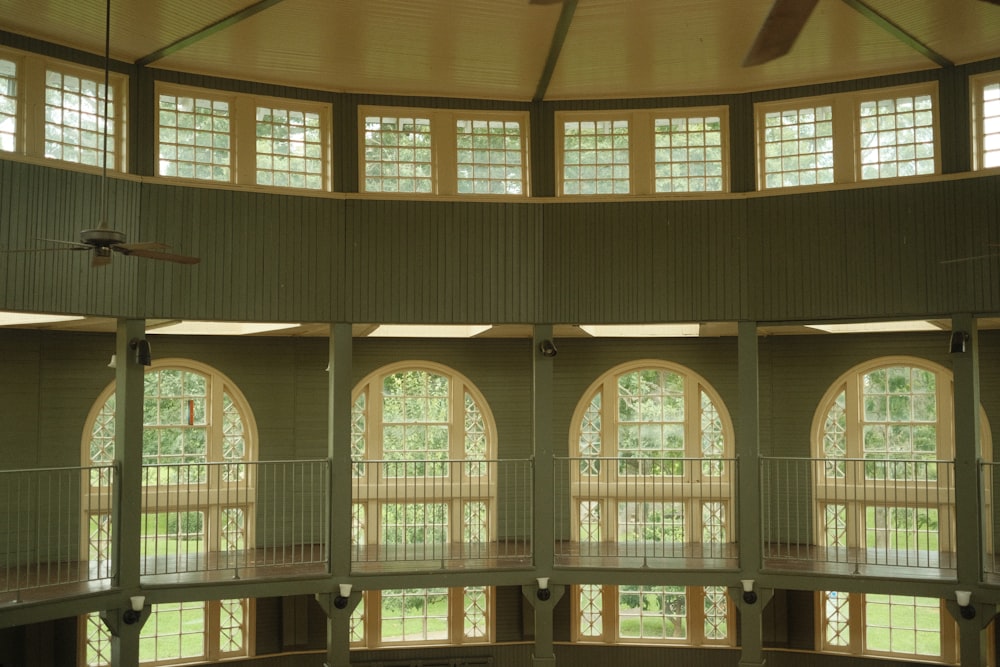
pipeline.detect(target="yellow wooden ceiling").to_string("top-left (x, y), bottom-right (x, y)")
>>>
top-left (1, 0), bottom-right (998, 101)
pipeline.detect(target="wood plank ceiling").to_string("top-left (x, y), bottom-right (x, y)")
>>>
top-left (0, 0), bottom-right (999, 101)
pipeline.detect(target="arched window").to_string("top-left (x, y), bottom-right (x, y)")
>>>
top-left (348, 362), bottom-right (499, 645)
top-left (565, 360), bottom-right (736, 647)
top-left (80, 360), bottom-right (256, 665)
top-left (811, 357), bottom-right (981, 563)
top-left (565, 360), bottom-right (735, 562)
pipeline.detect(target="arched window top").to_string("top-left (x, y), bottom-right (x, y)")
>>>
top-left (83, 358), bottom-right (257, 470)
top-left (351, 360), bottom-right (497, 463)
top-left (570, 359), bottom-right (733, 461)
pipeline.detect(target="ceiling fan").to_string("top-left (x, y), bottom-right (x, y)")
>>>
top-left (744, 0), bottom-right (1000, 67)
top-left (4, 0), bottom-right (199, 268)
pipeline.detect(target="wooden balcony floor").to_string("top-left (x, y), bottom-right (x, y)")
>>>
top-left (762, 544), bottom-right (957, 580)
top-left (554, 541), bottom-right (739, 570)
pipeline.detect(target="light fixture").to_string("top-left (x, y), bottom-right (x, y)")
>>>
top-left (130, 338), bottom-right (152, 366)
top-left (536, 577), bottom-right (551, 601)
top-left (334, 583), bottom-right (352, 609)
top-left (741, 579), bottom-right (757, 604)
top-left (956, 590), bottom-right (975, 619)
top-left (538, 340), bottom-right (558, 358)
top-left (950, 331), bottom-right (969, 354)
top-left (107, 354), bottom-right (116, 368)
top-left (123, 595), bottom-right (145, 624)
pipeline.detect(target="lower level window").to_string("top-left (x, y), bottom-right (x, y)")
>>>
top-left (82, 598), bottom-right (252, 665)
top-left (574, 584), bottom-right (733, 646)
top-left (350, 587), bottom-right (492, 647)
top-left (819, 591), bottom-right (957, 663)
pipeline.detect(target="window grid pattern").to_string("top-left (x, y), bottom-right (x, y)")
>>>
top-left (380, 503), bottom-right (448, 545)
top-left (140, 601), bottom-right (207, 663)
top-left (0, 59), bottom-right (15, 152)
top-left (382, 370), bottom-right (450, 474)
top-left (579, 584), bottom-right (604, 638)
top-left (618, 585), bottom-right (687, 640)
top-left (352, 503), bottom-right (366, 545)
top-left (653, 115), bottom-right (724, 192)
top-left (562, 119), bottom-right (630, 195)
top-left (85, 612), bottom-right (112, 666)
top-left (761, 105), bottom-right (834, 188)
top-left (463, 501), bottom-right (488, 543)
top-left (861, 366), bottom-right (937, 466)
top-left (464, 392), bottom-right (487, 476)
top-left (823, 390), bottom-right (848, 478)
top-left (865, 506), bottom-right (938, 552)
top-left (823, 591), bottom-right (851, 647)
top-left (579, 393), bottom-right (602, 475)
top-left (982, 81), bottom-right (1000, 168)
top-left (456, 118), bottom-right (524, 194)
top-left (463, 586), bottom-right (488, 639)
top-left (380, 588), bottom-right (449, 643)
top-left (703, 586), bottom-right (729, 640)
top-left (864, 595), bottom-right (940, 657)
top-left (351, 393), bottom-right (366, 477)
top-left (88, 514), bottom-right (112, 562)
top-left (158, 93), bottom-right (232, 181)
top-left (617, 370), bottom-right (685, 467)
top-left (141, 369), bottom-right (209, 474)
top-left (219, 599), bottom-right (247, 654)
top-left (363, 114), bottom-right (433, 193)
top-left (859, 94), bottom-right (935, 180)
top-left (579, 501), bottom-right (601, 541)
top-left (702, 502), bottom-right (726, 543)
top-left (824, 503), bottom-right (847, 547)
top-left (220, 507), bottom-right (246, 553)
top-left (350, 597), bottom-right (366, 644)
top-left (44, 69), bottom-right (117, 169)
top-left (255, 105), bottom-right (323, 189)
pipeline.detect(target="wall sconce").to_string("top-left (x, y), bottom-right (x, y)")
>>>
top-left (130, 338), bottom-right (152, 366)
top-left (123, 595), bottom-right (145, 624)
top-left (334, 583), bottom-right (352, 609)
top-left (950, 331), bottom-right (969, 354)
top-left (538, 340), bottom-right (558, 358)
top-left (741, 579), bottom-right (757, 604)
top-left (956, 590), bottom-right (975, 619)
top-left (107, 354), bottom-right (116, 369)
top-left (536, 577), bottom-right (551, 601)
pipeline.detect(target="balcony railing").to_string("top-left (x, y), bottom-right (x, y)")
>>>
top-left (0, 465), bottom-right (114, 600)
top-left (140, 460), bottom-right (329, 578)
top-left (351, 459), bottom-right (533, 571)
top-left (761, 456), bottom-right (956, 576)
top-left (553, 456), bottom-right (739, 568)
top-left (983, 461), bottom-right (999, 579)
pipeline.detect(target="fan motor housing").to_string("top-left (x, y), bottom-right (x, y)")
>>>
top-left (80, 228), bottom-right (125, 247)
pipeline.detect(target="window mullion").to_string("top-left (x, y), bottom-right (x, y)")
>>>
top-left (22, 55), bottom-right (45, 159)
top-left (435, 111), bottom-right (456, 195)
top-left (833, 95), bottom-right (856, 184)
top-left (631, 111), bottom-right (652, 195)
top-left (234, 94), bottom-right (255, 185)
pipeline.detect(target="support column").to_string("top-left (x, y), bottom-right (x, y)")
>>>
top-left (950, 314), bottom-right (989, 666)
top-left (523, 583), bottom-right (565, 666)
top-left (326, 323), bottom-right (354, 667)
top-left (109, 319), bottom-right (146, 667)
top-left (737, 321), bottom-right (766, 667)
top-left (532, 325), bottom-right (556, 665)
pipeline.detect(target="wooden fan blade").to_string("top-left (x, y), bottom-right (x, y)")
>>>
top-left (2, 246), bottom-right (81, 254)
top-left (117, 247), bottom-right (200, 265)
top-left (115, 241), bottom-right (170, 252)
top-left (743, 0), bottom-right (820, 67)
top-left (529, 0), bottom-right (563, 4)
top-left (980, 0), bottom-right (1000, 6)
top-left (36, 237), bottom-right (92, 250)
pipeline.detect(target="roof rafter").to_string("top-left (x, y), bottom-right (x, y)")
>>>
top-left (841, 0), bottom-right (952, 68)
top-left (532, 0), bottom-right (578, 102)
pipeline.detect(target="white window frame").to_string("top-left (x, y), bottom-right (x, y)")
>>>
top-left (351, 361), bottom-right (499, 550)
top-left (0, 45), bottom-right (127, 172)
top-left (358, 104), bottom-right (530, 197)
top-left (350, 587), bottom-right (494, 648)
top-left (571, 584), bottom-right (735, 646)
top-left (567, 360), bottom-right (736, 549)
top-left (816, 591), bottom-right (959, 664)
top-left (155, 82), bottom-right (331, 191)
top-left (755, 82), bottom-right (940, 190)
top-left (971, 71), bottom-right (1000, 171)
top-left (555, 106), bottom-right (730, 197)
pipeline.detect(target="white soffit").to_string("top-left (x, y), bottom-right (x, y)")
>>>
top-left (368, 325), bottom-right (492, 338)
top-left (149, 321), bottom-right (301, 335)
top-left (0, 311), bottom-right (84, 326)
top-left (579, 324), bottom-right (701, 337)
top-left (805, 320), bottom-right (942, 334)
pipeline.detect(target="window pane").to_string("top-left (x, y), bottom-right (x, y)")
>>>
top-left (654, 115), bottom-right (725, 192)
top-left (158, 92), bottom-right (231, 181)
top-left (859, 94), bottom-right (935, 180)
top-left (618, 585), bottom-right (687, 640)
top-left (982, 81), bottom-right (1000, 168)
top-left (562, 118), bottom-right (630, 195)
top-left (761, 105), bottom-right (833, 189)
top-left (380, 588), bottom-right (449, 643)
top-left (456, 118), bottom-right (524, 195)
top-left (364, 114), bottom-right (433, 193)
top-left (255, 105), bottom-right (324, 189)
top-left (0, 58), bottom-right (16, 152)
top-left (45, 68), bottom-right (117, 169)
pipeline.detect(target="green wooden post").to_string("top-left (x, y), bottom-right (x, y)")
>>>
top-left (532, 324), bottom-right (556, 665)
top-left (737, 320), bottom-right (767, 667)
top-left (325, 323), bottom-right (354, 667)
